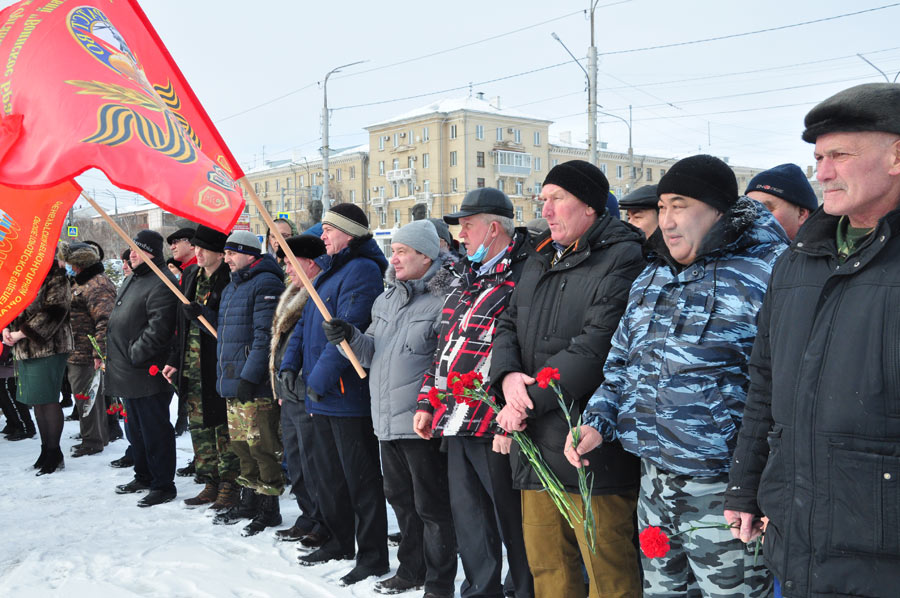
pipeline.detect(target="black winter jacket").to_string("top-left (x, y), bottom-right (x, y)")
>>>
top-left (725, 207), bottom-right (900, 598)
top-left (492, 214), bottom-right (645, 494)
top-left (167, 261), bottom-right (230, 427)
top-left (105, 258), bottom-right (178, 398)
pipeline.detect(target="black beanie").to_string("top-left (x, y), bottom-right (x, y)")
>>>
top-left (745, 164), bottom-right (818, 212)
top-left (277, 234), bottom-right (326, 260)
top-left (133, 229), bottom-right (164, 257)
top-left (542, 160), bottom-right (610, 214)
top-left (657, 155), bottom-right (737, 213)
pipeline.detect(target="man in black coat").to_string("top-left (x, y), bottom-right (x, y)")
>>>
top-left (492, 160), bottom-right (645, 598)
top-left (725, 83), bottom-right (900, 598)
top-left (163, 226), bottom-right (239, 510)
top-left (105, 230), bottom-right (179, 507)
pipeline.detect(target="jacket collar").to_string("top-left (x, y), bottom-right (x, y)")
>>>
top-left (73, 262), bottom-right (105, 285)
top-left (530, 212), bottom-right (643, 270)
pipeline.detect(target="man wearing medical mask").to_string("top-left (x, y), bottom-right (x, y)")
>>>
top-left (414, 187), bottom-right (534, 598)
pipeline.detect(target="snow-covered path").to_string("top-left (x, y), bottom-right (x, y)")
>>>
top-left (0, 408), bottom-right (472, 597)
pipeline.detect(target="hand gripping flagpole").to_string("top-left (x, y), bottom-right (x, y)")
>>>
top-left (238, 177), bottom-right (367, 380)
top-left (81, 192), bottom-right (218, 339)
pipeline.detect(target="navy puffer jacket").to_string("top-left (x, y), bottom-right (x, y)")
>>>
top-left (215, 254), bottom-right (285, 398)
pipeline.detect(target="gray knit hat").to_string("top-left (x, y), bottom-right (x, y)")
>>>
top-left (224, 230), bottom-right (262, 256)
top-left (393, 220), bottom-right (439, 261)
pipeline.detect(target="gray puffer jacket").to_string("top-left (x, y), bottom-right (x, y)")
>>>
top-left (343, 255), bottom-right (455, 440)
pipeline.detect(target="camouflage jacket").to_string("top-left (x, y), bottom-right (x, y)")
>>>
top-left (68, 262), bottom-right (116, 365)
top-left (583, 197), bottom-right (788, 477)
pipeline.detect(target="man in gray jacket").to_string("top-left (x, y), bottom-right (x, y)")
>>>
top-left (323, 220), bottom-right (458, 598)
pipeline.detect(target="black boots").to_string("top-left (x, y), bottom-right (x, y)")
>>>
top-left (7, 420), bottom-right (36, 441)
top-left (241, 494), bottom-right (282, 537)
top-left (35, 447), bottom-right (64, 476)
top-left (212, 486), bottom-right (258, 525)
top-left (33, 445), bottom-right (48, 469)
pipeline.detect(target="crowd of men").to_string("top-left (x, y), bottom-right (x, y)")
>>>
top-left (3, 82), bottom-right (900, 598)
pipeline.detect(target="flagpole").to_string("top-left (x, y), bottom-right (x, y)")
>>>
top-left (81, 192), bottom-right (218, 339)
top-left (237, 177), bottom-right (367, 380)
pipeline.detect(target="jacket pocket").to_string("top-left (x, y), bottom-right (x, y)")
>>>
top-left (404, 317), bottom-right (438, 356)
top-left (827, 445), bottom-right (900, 557)
top-left (757, 426), bottom-right (785, 524)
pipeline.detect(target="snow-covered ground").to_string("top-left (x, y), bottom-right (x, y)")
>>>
top-left (0, 403), bottom-right (473, 597)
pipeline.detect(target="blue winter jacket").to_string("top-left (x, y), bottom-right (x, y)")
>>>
top-left (216, 254), bottom-right (285, 398)
top-left (583, 197), bottom-right (788, 477)
top-left (280, 237), bottom-right (388, 417)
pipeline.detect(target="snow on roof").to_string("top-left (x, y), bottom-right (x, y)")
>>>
top-left (366, 94), bottom-right (549, 129)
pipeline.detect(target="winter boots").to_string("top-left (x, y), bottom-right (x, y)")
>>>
top-left (241, 494), bottom-right (282, 537)
top-left (212, 486), bottom-right (257, 525)
top-left (209, 481), bottom-right (239, 512)
top-left (184, 481), bottom-right (219, 507)
top-left (35, 447), bottom-right (64, 476)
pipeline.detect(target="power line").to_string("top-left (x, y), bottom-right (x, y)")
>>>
top-left (598, 3), bottom-right (900, 56)
top-left (216, 82), bottom-right (317, 123)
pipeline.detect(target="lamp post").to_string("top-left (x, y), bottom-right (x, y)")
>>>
top-left (321, 60), bottom-right (365, 211)
top-left (551, 31), bottom-right (597, 166)
top-left (598, 106), bottom-right (634, 193)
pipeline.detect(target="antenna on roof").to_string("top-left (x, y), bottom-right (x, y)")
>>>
top-left (468, 82), bottom-right (473, 97)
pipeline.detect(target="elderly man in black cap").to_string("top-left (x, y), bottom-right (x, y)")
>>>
top-left (619, 184), bottom-right (660, 241)
top-left (491, 160), bottom-right (646, 598)
top-left (745, 163), bottom-right (818, 240)
top-left (106, 230), bottom-right (180, 507)
top-left (162, 226), bottom-right (240, 511)
top-left (413, 187), bottom-right (534, 598)
top-left (725, 83), bottom-right (900, 598)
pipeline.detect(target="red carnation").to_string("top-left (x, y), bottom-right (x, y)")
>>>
top-left (451, 381), bottom-right (466, 396)
top-left (639, 526), bottom-right (671, 559)
top-left (106, 407), bottom-right (115, 415)
top-left (74, 393), bottom-right (89, 401)
top-left (149, 365), bottom-right (159, 376)
top-left (536, 367), bottom-right (560, 389)
top-left (427, 387), bottom-right (442, 409)
top-left (448, 372), bottom-right (462, 385)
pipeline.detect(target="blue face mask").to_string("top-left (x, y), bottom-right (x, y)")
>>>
top-left (65, 264), bottom-right (75, 277)
top-left (468, 226), bottom-right (494, 264)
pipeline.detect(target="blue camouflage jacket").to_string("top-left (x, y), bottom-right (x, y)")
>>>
top-left (583, 197), bottom-right (788, 477)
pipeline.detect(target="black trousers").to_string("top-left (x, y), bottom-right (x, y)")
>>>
top-left (281, 398), bottom-right (325, 533)
top-left (447, 436), bottom-right (534, 598)
top-left (123, 391), bottom-right (176, 492)
top-left (381, 438), bottom-right (458, 595)
top-left (308, 414), bottom-right (388, 570)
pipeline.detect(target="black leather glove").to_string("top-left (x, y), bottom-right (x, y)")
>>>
top-left (277, 370), bottom-right (303, 403)
top-left (180, 301), bottom-right (203, 321)
top-left (307, 387), bottom-right (322, 402)
top-left (236, 379), bottom-right (255, 403)
top-left (322, 318), bottom-right (355, 346)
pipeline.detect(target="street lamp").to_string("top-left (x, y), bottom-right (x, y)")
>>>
top-left (551, 31), bottom-right (598, 166)
top-left (321, 60), bottom-right (366, 210)
top-left (598, 105), bottom-right (634, 193)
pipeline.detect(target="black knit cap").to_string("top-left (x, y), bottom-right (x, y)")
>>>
top-left (542, 160), bottom-right (610, 214)
top-left (166, 227), bottom-right (196, 245)
top-left (802, 83), bottom-right (900, 143)
top-left (618, 184), bottom-right (659, 210)
top-left (657, 154), bottom-right (737, 213)
top-left (191, 225), bottom-right (228, 253)
top-left (745, 164), bottom-right (818, 212)
top-left (133, 229), bottom-right (164, 257)
top-left (277, 234), bottom-right (326, 260)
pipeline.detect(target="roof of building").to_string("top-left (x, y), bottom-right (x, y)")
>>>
top-left (365, 94), bottom-right (549, 129)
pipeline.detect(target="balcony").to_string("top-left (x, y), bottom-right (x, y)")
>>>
top-left (370, 195), bottom-right (386, 207)
top-left (415, 191), bottom-right (434, 211)
top-left (493, 150), bottom-right (532, 177)
top-left (386, 167), bottom-right (416, 182)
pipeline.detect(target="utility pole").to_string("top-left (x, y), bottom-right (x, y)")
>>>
top-left (321, 60), bottom-right (365, 211)
top-left (588, 1), bottom-right (599, 166)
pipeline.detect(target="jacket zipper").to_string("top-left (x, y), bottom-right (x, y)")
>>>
top-left (551, 279), bottom-right (567, 333)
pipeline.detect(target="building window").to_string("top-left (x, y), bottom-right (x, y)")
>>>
top-left (496, 127), bottom-right (503, 141)
top-left (534, 182), bottom-right (542, 196)
top-left (286, 177), bottom-right (291, 189)
top-left (659, 168), bottom-right (666, 178)
top-left (394, 209), bottom-right (401, 226)
top-left (646, 168), bottom-right (653, 182)
top-left (599, 163), bottom-right (607, 175)
top-left (515, 180), bottom-right (523, 195)
top-left (423, 153), bottom-right (430, 168)
top-left (379, 161), bottom-right (385, 175)
top-left (393, 158), bottom-right (400, 170)
top-left (336, 169), bottom-right (342, 181)
top-left (275, 179), bottom-right (280, 191)
top-left (299, 175), bottom-right (304, 186)
top-left (408, 156), bottom-right (415, 168)
top-left (551, 159), bottom-right (559, 167)
top-left (534, 205), bottom-right (543, 218)
top-left (393, 133), bottom-right (399, 147)
top-left (423, 127), bottom-right (429, 142)
top-left (631, 167), bottom-right (637, 179)
top-left (349, 190), bottom-right (356, 202)
top-left (379, 136), bottom-right (385, 151)
top-left (516, 206), bottom-right (523, 221)
top-left (450, 204), bottom-right (458, 214)
top-left (349, 166), bottom-right (356, 179)
top-left (451, 178), bottom-right (458, 192)
top-left (534, 157), bottom-right (542, 172)
top-left (450, 124), bottom-right (457, 139)
top-left (264, 181), bottom-right (269, 192)
top-left (423, 180), bottom-right (430, 193)
top-left (616, 165), bottom-right (623, 179)
top-left (475, 125), bottom-right (484, 140)
top-left (379, 186), bottom-right (385, 198)
top-left (514, 129), bottom-right (521, 144)
top-left (477, 177), bottom-right (485, 188)
top-left (534, 131), bottom-right (541, 146)
top-left (254, 182), bottom-right (259, 193)
top-left (392, 181), bottom-right (400, 197)
top-left (407, 181), bottom-right (415, 196)
top-left (409, 129), bottom-right (415, 144)
top-left (476, 151), bottom-right (485, 168)
top-left (497, 179), bottom-right (504, 193)
top-left (450, 151), bottom-right (457, 167)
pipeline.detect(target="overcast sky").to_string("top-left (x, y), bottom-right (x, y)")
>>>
top-left (4, 0), bottom-right (899, 210)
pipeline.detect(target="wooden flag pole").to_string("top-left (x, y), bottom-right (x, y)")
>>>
top-left (237, 177), bottom-right (367, 380)
top-left (81, 192), bottom-right (218, 339)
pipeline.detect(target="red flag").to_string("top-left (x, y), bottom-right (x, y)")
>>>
top-left (0, 0), bottom-right (245, 233)
top-left (0, 180), bottom-right (81, 331)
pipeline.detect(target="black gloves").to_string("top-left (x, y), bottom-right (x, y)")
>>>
top-left (276, 370), bottom-right (304, 403)
top-left (236, 379), bottom-right (255, 403)
top-left (180, 301), bottom-right (204, 321)
top-left (322, 318), bottom-right (355, 346)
